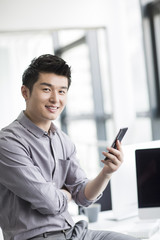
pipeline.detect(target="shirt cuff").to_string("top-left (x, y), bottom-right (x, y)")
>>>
top-left (76, 183), bottom-right (103, 207)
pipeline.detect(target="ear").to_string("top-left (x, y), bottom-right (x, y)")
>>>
top-left (21, 85), bottom-right (30, 101)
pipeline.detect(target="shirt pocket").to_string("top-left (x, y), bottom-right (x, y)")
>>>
top-left (56, 158), bottom-right (70, 187)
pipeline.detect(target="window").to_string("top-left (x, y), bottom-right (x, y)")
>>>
top-left (53, 29), bottom-right (113, 177)
top-left (140, 0), bottom-right (160, 140)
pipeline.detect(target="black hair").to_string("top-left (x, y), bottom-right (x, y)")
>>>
top-left (22, 54), bottom-right (71, 93)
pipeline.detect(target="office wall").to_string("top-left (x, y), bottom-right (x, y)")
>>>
top-left (0, 0), bottom-right (109, 30)
top-left (0, 0), bottom-right (143, 143)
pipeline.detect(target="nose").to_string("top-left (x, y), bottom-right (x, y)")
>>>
top-left (49, 90), bottom-right (59, 103)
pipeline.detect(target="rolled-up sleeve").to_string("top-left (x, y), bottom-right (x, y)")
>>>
top-left (76, 183), bottom-right (102, 207)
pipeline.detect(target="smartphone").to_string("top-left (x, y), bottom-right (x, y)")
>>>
top-left (104, 127), bottom-right (128, 160)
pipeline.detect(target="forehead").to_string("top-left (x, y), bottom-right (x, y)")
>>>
top-left (36, 72), bottom-right (68, 88)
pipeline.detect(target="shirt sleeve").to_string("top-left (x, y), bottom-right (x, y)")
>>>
top-left (0, 135), bottom-right (68, 216)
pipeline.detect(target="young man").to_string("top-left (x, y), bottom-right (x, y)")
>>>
top-left (0, 54), bottom-right (137, 240)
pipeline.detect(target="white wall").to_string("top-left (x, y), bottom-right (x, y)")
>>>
top-left (0, 0), bottom-right (109, 30)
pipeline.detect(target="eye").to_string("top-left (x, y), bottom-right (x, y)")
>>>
top-left (43, 88), bottom-right (51, 92)
top-left (59, 90), bottom-right (67, 95)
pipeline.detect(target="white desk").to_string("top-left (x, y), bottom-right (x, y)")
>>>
top-left (0, 211), bottom-right (160, 240)
top-left (87, 211), bottom-right (160, 240)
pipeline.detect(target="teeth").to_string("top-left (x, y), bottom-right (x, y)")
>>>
top-left (48, 106), bottom-right (57, 109)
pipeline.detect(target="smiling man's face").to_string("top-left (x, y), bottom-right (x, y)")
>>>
top-left (21, 72), bottom-right (68, 131)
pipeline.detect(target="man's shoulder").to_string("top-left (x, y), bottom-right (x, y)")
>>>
top-left (1, 120), bottom-right (20, 135)
top-left (0, 120), bottom-right (25, 144)
top-left (0, 120), bottom-right (32, 158)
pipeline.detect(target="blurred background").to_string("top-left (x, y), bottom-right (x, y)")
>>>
top-left (0, 0), bottom-right (160, 212)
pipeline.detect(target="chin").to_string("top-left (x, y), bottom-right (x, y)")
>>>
top-left (46, 110), bottom-right (61, 121)
top-left (49, 115), bottom-right (58, 121)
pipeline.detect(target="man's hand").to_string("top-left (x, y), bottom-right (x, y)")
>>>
top-left (84, 140), bottom-right (124, 201)
top-left (101, 140), bottom-right (124, 178)
top-left (60, 189), bottom-right (72, 202)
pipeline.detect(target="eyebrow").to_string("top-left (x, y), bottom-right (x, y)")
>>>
top-left (40, 82), bottom-right (68, 89)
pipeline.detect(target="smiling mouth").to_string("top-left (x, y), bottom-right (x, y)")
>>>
top-left (46, 106), bottom-right (59, 112)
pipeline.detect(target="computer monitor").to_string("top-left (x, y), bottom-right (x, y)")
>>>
top-left (110, 140), bottom-right (160, 220)
top-left (135, 148), bottom-right (160, 219)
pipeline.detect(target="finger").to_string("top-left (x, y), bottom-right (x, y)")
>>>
top-left (101, 159), bottom-right (116, 168)
top-left (102, 151), bottom-right (120, 166)
top-left (115, 141), bottom-right (124, 162)
top-left (105, 146), bottom-right (119, 158)
top-left (101, 159), bottom-right (120, 173)
top-left (102, 148), bottom-right (119, 161)
top-left (108, 145), bottom-right (123, 162)
top-left (108, 153), bottom-right (121, 165)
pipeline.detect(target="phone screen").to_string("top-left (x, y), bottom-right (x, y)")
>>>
top-left (111, 128), bottom-right (128, 149)
top-left (104, 127), bottom-right (128, 160)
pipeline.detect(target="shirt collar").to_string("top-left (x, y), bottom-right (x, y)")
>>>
top-left (17, 111), bottom-right (57, 138)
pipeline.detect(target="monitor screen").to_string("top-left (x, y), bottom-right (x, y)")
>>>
top-left (135, 148), bottom-right (160, 219)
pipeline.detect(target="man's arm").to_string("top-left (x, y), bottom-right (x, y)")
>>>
top-left (0, 137), bottom-right (69, 216)
top-left (84, 140), bottom-right (123, 200)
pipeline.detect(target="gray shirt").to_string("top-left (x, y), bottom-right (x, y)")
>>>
top-left (0, 112), bottom-right (97, 240)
